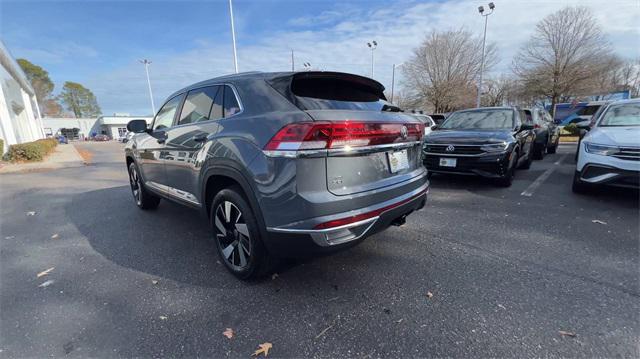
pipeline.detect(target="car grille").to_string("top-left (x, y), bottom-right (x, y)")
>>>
top-left (613, 147), bottom-right (640, 161)
top-left (424, 144), bottom-right (484, 155)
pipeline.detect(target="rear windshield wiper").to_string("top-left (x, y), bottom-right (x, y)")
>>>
top-left (381, 104), bottom-right (402, 112)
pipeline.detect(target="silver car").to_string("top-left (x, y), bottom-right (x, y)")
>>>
top-left (125, 71), bottom-right (429, 279)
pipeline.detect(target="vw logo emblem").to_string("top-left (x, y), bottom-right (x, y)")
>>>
top-left (446, 145), bottom-right (455, 152)
top-left (400, 126), bottom-right (408, 139)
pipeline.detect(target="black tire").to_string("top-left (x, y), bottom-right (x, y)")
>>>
top-left (520, 146), bottom-right (533, 170)
top-left (547, 136), bottom-right (559, 154)
top-left (496, 151), bottom-right (517, 187)
top-left (128, 162), bottom-right (161, 210)
top-left (572, 170), bottom-right (590, 194)
top-left (211, 186), bottom-right (276, 280)
top-left (533, 141), bottom-right (546, 160)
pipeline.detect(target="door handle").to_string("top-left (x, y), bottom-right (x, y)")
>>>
top-left (193, 134), bottom-right (208, 142)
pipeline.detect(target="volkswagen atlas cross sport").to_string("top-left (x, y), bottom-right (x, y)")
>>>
top-left (423, 107), bottom-right (535, 187)
top-left (125, 71), bottom-right (429, 280)
top-left (573, 98), bottom-right (640, 193)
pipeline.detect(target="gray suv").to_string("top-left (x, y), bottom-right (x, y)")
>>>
top-left (125, 71), bottom-right (429, 279)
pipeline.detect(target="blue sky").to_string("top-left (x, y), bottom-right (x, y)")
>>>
top-left (1, 0), bottom-right (639, 116)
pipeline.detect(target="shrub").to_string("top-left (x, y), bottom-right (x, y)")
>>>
top-left (0, 138), bottom-right (4, 156)
top-left (3, 138), bottom-right (58, 162)
top-left (563, 123), bottom-right (580, 136)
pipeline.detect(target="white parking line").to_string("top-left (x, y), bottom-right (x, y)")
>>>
top-left (520, 154), bottom-right (568, 197)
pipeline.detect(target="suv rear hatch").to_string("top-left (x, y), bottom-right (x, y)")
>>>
top-left (267, 72), bottom-right (425, 196)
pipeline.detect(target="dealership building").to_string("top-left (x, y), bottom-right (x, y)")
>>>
top-left (42, 115), bottom-right (152, 140)
top-left (0, 40), bottom-right (45, 154)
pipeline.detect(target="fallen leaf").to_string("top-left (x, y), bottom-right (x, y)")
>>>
top-left (37, 267), bottom-right (55, 278)
top-left (51, 234), bottom-right (59, 239)
top-left (151, 280), bottom-right (158, 285)
top-left (252, 342), bottom-right (272, 357)
top-left (27, 211), bottom-right (36, 216)
top-left (497, 304), bottom-right (506, 310)
top-left (426, 291), bottom-right (434, 298)
top-left (222, 328), bottom-right (234, 339)
top-left (271, 273), bottom-right (279, 280)
top-left (38, 280), bottom-right (55, 288)
top-left (396, 318), bottom-right (403, 323)
top-left (559, 330), bottom-right (576, 338)
top-left (592, 219), bottom-right (607, 225)
top-left (159, 316), bottom-right (168, 320)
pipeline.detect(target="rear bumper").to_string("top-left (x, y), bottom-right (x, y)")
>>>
top-left (264, 183), bottom-right (428, 257)
top-left (423, 152), bottom-right (511, 178)
top-left (579, 163), bottom-right (640, 188)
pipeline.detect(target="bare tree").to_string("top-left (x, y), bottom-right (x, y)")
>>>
top-left (402, 28), bottom-right (497, 113)
top-left (512, 6), bottom-right (612, 115)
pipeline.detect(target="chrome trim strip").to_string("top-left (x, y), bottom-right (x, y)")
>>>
top-left (263, 141), bottom-right (422, 158)
top-left (582, 173), bottom-right (619, 183)
top-left (145, 181), bottom-right (201, 207)
top-left (424, 151), bottom-right (488, 157)
top-left (267, 217), bottom-right (378, 234)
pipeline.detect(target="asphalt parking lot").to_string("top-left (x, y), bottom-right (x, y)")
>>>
top-left (1, 141), bottom-right (638, 358)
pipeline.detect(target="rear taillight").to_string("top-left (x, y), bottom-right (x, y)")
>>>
top-left (534, 123), bottom-right (541, 129)
top-left (264, 122), bottom-right (424, 151)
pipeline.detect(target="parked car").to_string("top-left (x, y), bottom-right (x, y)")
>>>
top-left (93, 134), bottom-right (110, 141)
top-left (409, 113), bottom-right (435, 136)
top-left (555, 100), bottom-right (607, 125)
top-left (429, 114), bottom-right (447, 125)
top-left (523, 107), bottom-right (559, 159)
top-left (124, 71), bottom-right (429, 279)
top-left (573, 98), bottom-right (640, 193)
top-left (121, 131), bottom-right (135, 143)
top-left (423, 107), bottom-right (535, 187)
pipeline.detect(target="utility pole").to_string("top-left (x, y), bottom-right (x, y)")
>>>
top-left (228, 0), bottom-right (239, 73)
top-left (139, 59), bottom-right (155, 115)
top-left (291, 49), bottom-right (295, 71)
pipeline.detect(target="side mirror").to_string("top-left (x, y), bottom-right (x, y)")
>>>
top-left (127, 119), bottom-right (148, 133)
top-left (576, 121), bottom-right (591, 131)
top-left (431, 124), bottom-right (438, 130)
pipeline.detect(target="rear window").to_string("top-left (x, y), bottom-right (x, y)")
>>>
top-left (273, 73), bottom-right (389, 111)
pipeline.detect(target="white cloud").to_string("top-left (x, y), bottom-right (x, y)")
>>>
top-left (90, 0), bottom-right (640, 114)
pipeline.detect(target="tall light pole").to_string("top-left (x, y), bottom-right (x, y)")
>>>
top-left (291, 49), bottom-right (295, 71)
top-left (476, 2), bottom-right (495, 108)
top-left (228, 0), bottom-right (239, 73)
top-left (367, 41), bottom-right (377, 78)
top-left (391, 62), bottom-right (404, 104)
top-left (139, 59), bottom-right (155, 115)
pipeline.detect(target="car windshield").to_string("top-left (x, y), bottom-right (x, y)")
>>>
top-left (440, 109), bottom-right (514, 130)
top-left (598, 103), bottom-right (640, 127)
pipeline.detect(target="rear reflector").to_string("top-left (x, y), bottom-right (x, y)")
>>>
top-left (264, 122), bottom-right (424, 151)
top-left (314, 189), bottom-right (427, 230)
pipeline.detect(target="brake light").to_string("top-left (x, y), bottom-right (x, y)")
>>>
top-left (264, 122), bottom-right (424, 151)
top-left (314, 189), bottom-right (427, 229)
top-left (534, 123), bottom-right (541, 129)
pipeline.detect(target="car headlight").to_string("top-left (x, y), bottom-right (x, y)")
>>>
top-left (481, 142), bottom-right (508, 152)
top-left (584, 142), bottom-right (619, 156)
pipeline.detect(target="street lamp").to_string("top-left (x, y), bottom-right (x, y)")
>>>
top-left (476, 2), bottom-right (495, 108)
top-left (139, 59), bottom-right (156, 115)
top-left (367, 41), bottom-right (377, 78)
top-left (228, 0), bottom-right (239, 73)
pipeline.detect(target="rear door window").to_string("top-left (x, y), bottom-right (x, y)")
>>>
top-left (178, 86), bottom-right (220, 125)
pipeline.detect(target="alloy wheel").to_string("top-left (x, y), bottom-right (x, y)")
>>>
top-left (128, 165), bottom-right (141, 205)
top-left (214, 201), bottom-right (252, 270)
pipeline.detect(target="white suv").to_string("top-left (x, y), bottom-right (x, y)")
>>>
top-left (573, 99), bottom-right (640, 193)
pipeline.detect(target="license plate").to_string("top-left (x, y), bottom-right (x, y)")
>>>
top-left (388, 149), bottom-right (410, 173)
top-left (439, 157), bottom-right (457, 167)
